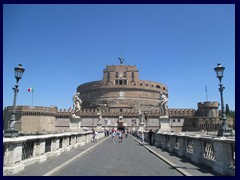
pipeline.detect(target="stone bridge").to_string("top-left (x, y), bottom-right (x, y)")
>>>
top-left (3, 131), bottom-right (235, 176)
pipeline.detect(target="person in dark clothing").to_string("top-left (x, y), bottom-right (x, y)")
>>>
top-left (148, 129), bottom-right (154, 145)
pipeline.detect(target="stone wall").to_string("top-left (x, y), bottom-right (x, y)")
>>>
top-left (136, 131), bottom-right (235, 176)
top-left (3, 105), bottom-right (197, 134)
top-left (3, 131), bottom-right (102, 175)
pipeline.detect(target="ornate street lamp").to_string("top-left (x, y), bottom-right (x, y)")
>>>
top-left (4, 64), bottom-right (25, 137)
top-left (214, 63), bottom-right (233, 136)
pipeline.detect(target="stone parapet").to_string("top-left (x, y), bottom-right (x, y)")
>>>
top-left (136, 131), bottom-right (235, 176)
top-left (3, 131), bottom-right (100, 175)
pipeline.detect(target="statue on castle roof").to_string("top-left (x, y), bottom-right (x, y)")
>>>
top-left (159, 92), bottom-right (168, 116)
top-left (72, 92), bottom-right (82, 117)
top-left (118, 57), bottom-right (125, 64)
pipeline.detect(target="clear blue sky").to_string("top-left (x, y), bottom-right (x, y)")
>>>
top-left (3, 4), bottom-right (235, 111)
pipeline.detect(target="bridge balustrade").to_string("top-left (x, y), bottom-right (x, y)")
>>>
top-left (3, 131), bottom-right (104, 175)
top-left (137, 131), bottom-right (235, 176)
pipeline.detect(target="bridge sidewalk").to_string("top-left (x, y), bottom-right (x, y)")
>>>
top-left (12, 135), bottom-right (220, 176)
top-left (131, 135), bottom-right (220, 176)
top-left (13, 136), bottom-right (109, 176)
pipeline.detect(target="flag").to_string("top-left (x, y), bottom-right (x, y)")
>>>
top-left (28, 87), bottom-right (33, 92)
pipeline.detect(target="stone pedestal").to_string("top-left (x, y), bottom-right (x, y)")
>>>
top-left (157, 116), bottom-right (171, 133)
top-left (4, 130), bottom-right (19, 137)
top-left (69, 116), bottom-right (82, 131)
top-left (217, 128), bottom-right (234, 137)
top-left (137, 122), bottom-right (145, 132)
top-left (96, 123), bottom-right (102, 131)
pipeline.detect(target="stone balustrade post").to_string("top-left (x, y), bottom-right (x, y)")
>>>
top-left (191, 136), bottom-right (202, 164)
top-left (3, 142), bottom-right (24, 175)
top-left (79, 134), bottom-right (86, 146)
top-left (177, 135), bottom-right (186, 157)
top-left (154, 133), bottom-right (161, 147)
top-left (144, 132), bottom-right (149, 143)
top-left (168, 134), bottom-right (175, 152)
top-left (63, 136), bottom-right (70, 151)
top-left (86, 133), bottom-right (91, 143)
top-left (51, 138), bottom-right (61, 156)
top-left (34, 139), bottom-right (47, 162)
top-left (213, 138), bottom-right (234, 175)
top-left (161, 134), bottom-right (167, 149)
top-left (72, 135), bottom-right (78, 148)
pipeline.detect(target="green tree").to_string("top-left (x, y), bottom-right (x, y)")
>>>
top-left (226, 104), bottom-right (230, 115)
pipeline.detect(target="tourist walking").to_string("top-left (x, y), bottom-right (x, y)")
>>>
top-left (141, 131), bottom-right (144, 142)
top-left (92, 130), bottom-right (96, 142)
top-left (148, 129), bottom-right (154, 145)
top-left (125, 130), bottom-right (128, 138)
top-left (118, 131), bottom-right (123, 142)
top-left (112, 130), bottom-right (116, 142)
top-left (95, 131), bottom-right (99, 142)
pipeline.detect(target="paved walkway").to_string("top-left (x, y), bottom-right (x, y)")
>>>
top-left (132, 136), bottom-right (220, 176)
top-left (13, 134), bottom-right (219, 176)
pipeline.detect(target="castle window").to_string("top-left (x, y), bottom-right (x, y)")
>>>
top-left (115, 72), bottom-right (119, 77)
top-left (163, 87), bottom-right (166, 90)
top-left (178, 119), bottom-right (181, 122)
top-left (156, 85), bottom-right (160, 89)
top-left (107, 72), bottom-right (110, 82)
top-left (115, 80), bottom-right (119, 85)
top-left (146, 84), bottom-right (148, 86)
top-left (124, 72), bottom-right (127, 77)
top-left (119, 80), bottom-right (123, 85)
top-left (173, 119), bottom-right (176, 123)
top-left (140, 83), bottom-right (143, 86)
top-left (131, 72), bottom-right (135, 82)
top-left (124, 80), bottom-right (127, 85)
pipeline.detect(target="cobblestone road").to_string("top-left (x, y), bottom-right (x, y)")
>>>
top-left (53, 136), bottom-right (183, 176)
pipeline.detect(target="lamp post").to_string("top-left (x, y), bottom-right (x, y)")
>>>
top-left (4, 64), bottom-right (25, 137)
top-left (214, 63), bottom-right (232, 136)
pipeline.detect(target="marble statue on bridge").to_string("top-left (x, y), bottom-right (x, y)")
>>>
top-left (72, 92), bottom-right (82, 117)
top-left (159, 92), bottom-right (168, 116)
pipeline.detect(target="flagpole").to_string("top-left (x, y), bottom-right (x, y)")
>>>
top-left (205, 85), bottom-right (208, 101)
top-left (32, 90), bottom-right (34, 107)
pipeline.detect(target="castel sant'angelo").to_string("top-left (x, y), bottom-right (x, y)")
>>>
top-left (4, 58), bottom-right (233, 134)
top-left (78, 58), bottom-right (168, 112)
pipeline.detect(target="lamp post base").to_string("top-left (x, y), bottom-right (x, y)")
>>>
top-left (217, 128), bottom-right (233, 137)
top-left (4, 130), bottom-right (19, 137)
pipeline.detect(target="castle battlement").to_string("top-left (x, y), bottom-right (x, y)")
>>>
top-left (198, 101), bottom-right (219, 108)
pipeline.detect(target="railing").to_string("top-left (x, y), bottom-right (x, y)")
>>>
top-left (186, 138), bottom-right (193, 153)
top-left (231, 143), bottom-right (235, 168)
top-left (3, 131), bottom-right (104, 175)
top-left (203, 140), bottom-right (215, 160)
top-left (139, 131), bottom-right (235, 176)
top-left (22, 140), bottom-right (34, 160)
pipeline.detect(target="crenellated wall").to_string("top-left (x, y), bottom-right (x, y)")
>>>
top-left (3, 105), bottom-right (196, 133)
top-left (197, 101), bottom-right (219, 117)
